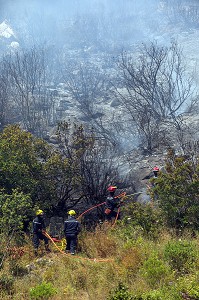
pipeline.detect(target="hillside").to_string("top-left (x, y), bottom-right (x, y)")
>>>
top-left (1, 218), bottom-right (199, 300)
top-left (1, 1), bottom-right (199, 299)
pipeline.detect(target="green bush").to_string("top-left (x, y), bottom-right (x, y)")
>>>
top-left (141, 253), bottom-right (171, 288)
top-left (182, 282), bottom-right (199, 300)
top-left (141, 290), bottom-right (163, 300)
top-left (151, 150), bottom-right (199, 232)
top-left (115, 223), bottom-right (145, 247)
top-left (174, 274), bottom-right (199, 299)
top-left (29, 282), bottom-right (57, 300)
top-left (108, 285), bottom-right (178, 300)
top-left (140, 287), bottom-right (182, 300)
top-left (186, 284), bottom-right (199, 299)
top-left (122, 202), bottom-right (164, 240)
top-left (107, 283), bottom-right (134, 300)
top-left (164, 240), bottom-right (197, 273)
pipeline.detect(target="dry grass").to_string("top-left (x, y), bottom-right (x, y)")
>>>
top-left (1, 227), bottom-right (199, 299)
top-left (79, 225), bottom-right (118, 258)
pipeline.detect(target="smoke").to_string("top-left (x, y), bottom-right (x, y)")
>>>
top-left (1, 0), bottom-right (198, 144)
top-left (1, 0), bottom-right (199, 52)
top-left (0, 0), bottom-right (166, 51)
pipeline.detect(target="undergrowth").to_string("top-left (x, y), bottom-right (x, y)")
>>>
top-left (0, 218), bottom-right (199, 300)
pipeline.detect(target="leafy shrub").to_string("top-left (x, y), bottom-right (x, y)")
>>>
top-left (141, 289), bottom-right (163, 300)
top-left (0, 274), bottom-right (15, 293)
top-left (122, 202), bottom-right (164, 240)
top-left (29, 282), bottom-right (57, 300)
top-left (151, 151), bottom-right (199, 231)
top-left (107, 283), bottom-right (134, 300)
top-left (182, 278), bottom-right (199, 299)
top-left (0, 189), bottom-right (33, 235)
top-left (164, 240), bottom-right (197, 273)
top-left (115, 223), bottom-right (145, 247)
top-left (141, 253), bottom-right (171, 288)
top-left (140, 287), bottom-right (182, 300)
top-left (166, 275), bottom-right (199, 300)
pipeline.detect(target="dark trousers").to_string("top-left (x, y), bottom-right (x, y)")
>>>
top-left (33, 232), bottom-right (49, 249)
top-left (65, 234), bottom-right (78, 254)
top-left (105, 210), bottom-right (120, 221)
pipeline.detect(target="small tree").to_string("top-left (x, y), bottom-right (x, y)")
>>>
top-left (61, 59), bottom-right (121, 147)
top-left (150, 149), bottom-right (199, 231)
top-left (4, 47), bottom-right (56, 137)
top-left (56, 121), bottom-right (121, 209)
top-left (0, 189), bottom-right (33, 234)
top-left (0, 124), bottom-right (82, 217)
top-left (116, 41), bottom-right (195, 153)
top-left (0, 61), bottom-right (11, 131)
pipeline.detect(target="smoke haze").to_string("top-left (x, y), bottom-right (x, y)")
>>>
top-left (0, 0), bottom-right (166, 50)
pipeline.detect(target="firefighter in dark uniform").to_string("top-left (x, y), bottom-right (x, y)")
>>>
top-left (64, 210), bottom-right (81, 255)
top-left (32, 209), bottom-right (50, 256)
top-left (153, 166), bottom-right (159, 179)
top-left (104, 186), bottom-right (121, 222)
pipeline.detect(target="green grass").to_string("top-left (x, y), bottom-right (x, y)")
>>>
top-left (0, 224), bottom-right (199, 300)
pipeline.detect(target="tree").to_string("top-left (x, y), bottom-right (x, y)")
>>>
top-left (0, 189), bottom-right (33, 234)
top-left (0, 60), bottom-right (11, 130)
top-left (0, 124), bottom-right (43, 195)
top-left (0, 124), bottom-right (82, 217)
top-left (4, 47), bottom-right (56, 137)
top-left (56, 121), bottom-right (122, 211)
top-left (80, 139), bottom-right (120, 206)
top-left (150, 149), bottom-right (199, 231)
top-left (0, 123), bottom-right (122, 220)
top-left (61, 59), bottom-right (121, 147)
top-left (116, 41), bottom-right (195, 153)
top-left (164, 0), bottom-right (199, 29)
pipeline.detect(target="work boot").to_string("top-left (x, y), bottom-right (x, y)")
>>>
top-left (45, 244), bottom-right (51, 252)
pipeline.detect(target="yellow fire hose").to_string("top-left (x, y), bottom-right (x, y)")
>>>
top-left (43, 231), bottom-right (114, 263)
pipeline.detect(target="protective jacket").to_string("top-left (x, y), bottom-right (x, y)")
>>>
top-left (64, 216), bottom-right (81, 236)
top-left (105, 196), bottom-right (120, 211)
top-left (33, 216), bottom-right (46, 234)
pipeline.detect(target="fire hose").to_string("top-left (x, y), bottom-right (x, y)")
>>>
top-left (43, 231), bottom-right (114, 263)
top-left (77, 191), bottom-right (143, 222)
top-left (42, 191), bottom-right (143, 262)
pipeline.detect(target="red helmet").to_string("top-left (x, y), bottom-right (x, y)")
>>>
top-left (153, 166), bottom-right (159, 172)
top-left (107, 186), bottom-right (117, 192)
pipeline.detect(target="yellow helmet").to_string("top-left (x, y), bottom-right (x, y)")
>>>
top-left (68, 210), bottom-right (76, 216)
top-left (36, 209), bottom-right (44, 216)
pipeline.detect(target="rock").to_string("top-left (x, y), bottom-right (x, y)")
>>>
top-left (26, 263), bottom-right (36, 272)
top-left (110, 99), bottom-right (120, 107)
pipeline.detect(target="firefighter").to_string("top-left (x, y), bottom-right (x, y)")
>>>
top-left (64, 210), bottom-right (81, 255)
top-left (104, 186), bottom-right (121, 222)
top-left (153, 166), bottom-right (159, 178)
top-left (147, 166), bottom-right (160, 205)
top-left (32, 209), bottom-right (50, 256)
